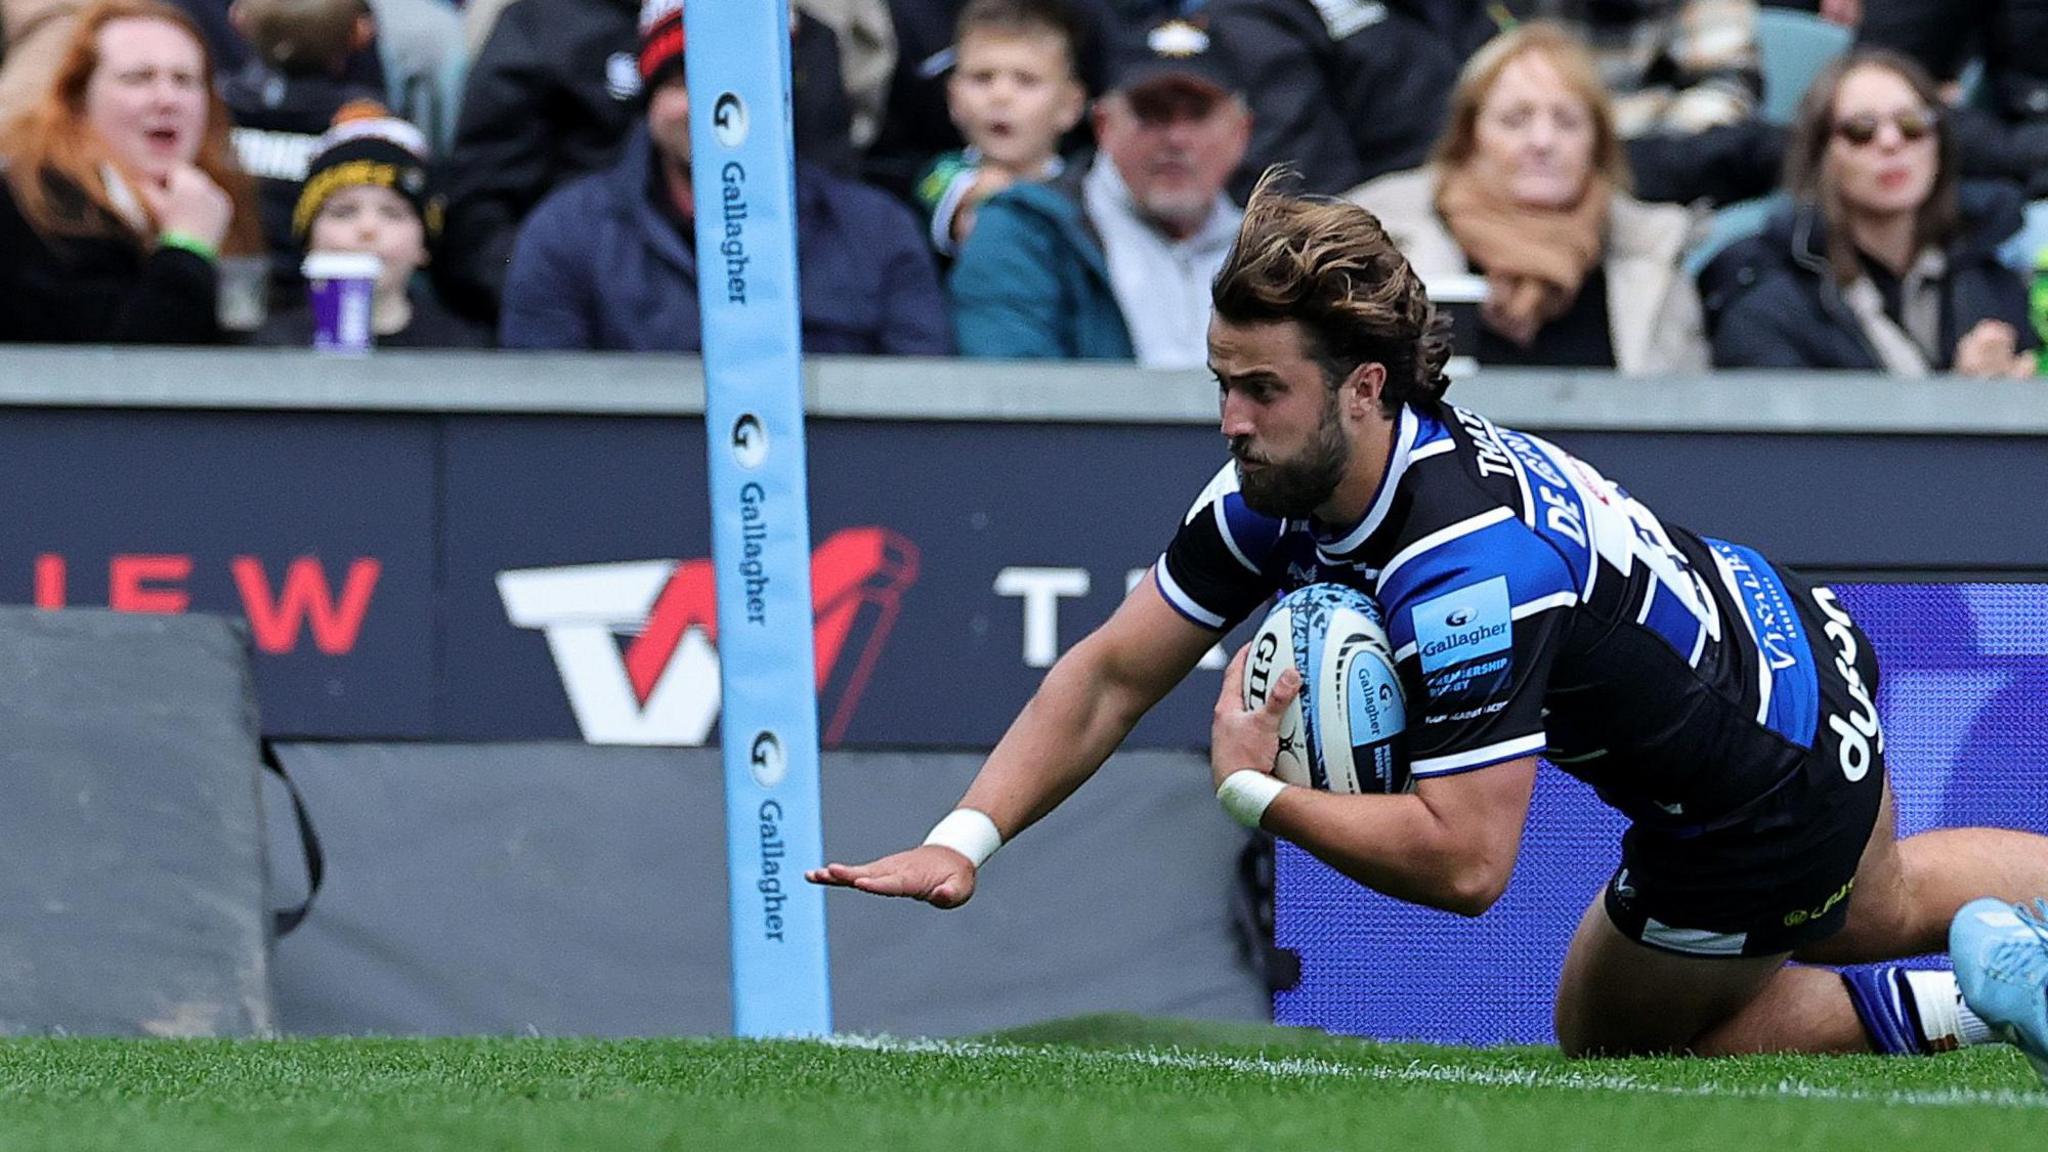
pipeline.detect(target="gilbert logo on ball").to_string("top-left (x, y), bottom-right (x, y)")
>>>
top-left (1244, 583), bottom-right (1409, 795)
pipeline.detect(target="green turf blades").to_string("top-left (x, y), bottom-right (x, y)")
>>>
top-left (0, 1017), bottom-right (2040, 1152)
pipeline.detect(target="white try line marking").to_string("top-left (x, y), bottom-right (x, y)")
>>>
top-left (813, 1033), bottom-right (2048, 1111)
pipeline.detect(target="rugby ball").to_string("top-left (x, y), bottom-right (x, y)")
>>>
top-left (1241, 584), bottom-right (1410, 794)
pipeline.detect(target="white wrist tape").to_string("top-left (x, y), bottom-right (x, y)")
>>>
top-left (922, 808), bottom-right (1003, 868)
top-left (1216, 770), bottom-right (1287, 829)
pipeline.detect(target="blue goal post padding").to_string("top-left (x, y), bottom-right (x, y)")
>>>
top-left (687, 0), bottom-right (832, 1037)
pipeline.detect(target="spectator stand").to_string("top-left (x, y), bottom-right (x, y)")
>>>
top-left (1756, 7), bottom-right (1854, 124)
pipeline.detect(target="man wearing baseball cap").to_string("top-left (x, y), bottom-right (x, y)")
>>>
top-left (948, 14), bottom-right (1252, 369)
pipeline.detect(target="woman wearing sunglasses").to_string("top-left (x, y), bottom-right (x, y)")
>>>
top-left (1712, 49), bottom-right (2036, 377)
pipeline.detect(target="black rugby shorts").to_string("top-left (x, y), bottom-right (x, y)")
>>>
top-left (1602, 572), bottom-right (1888, 959)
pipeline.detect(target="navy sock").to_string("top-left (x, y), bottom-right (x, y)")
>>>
top-left (1842, 967), bottom-right (1931, 1056)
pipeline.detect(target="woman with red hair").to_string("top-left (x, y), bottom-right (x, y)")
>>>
top-left (0, 0), bottom-right (259, 343)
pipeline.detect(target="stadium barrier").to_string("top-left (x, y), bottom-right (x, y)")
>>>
top-left (264, 745), bottom-right (1264, 1037)
top-left (0, 608), bottom-right (275, 1036)
top-left (0, 348), bottom-right (2041, 1037)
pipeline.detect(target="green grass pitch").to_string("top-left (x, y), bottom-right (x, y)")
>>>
top-left (1, 1015), bottom-right (2040, 1150)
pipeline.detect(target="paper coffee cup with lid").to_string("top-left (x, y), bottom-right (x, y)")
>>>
top-left (301, 251), bottom-right (383, 354)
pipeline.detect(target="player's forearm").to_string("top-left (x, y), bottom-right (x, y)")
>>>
top-left (956, 646), bottom-right (1155, 840)
top-left (1259, 788), bottom-right (1505, 917)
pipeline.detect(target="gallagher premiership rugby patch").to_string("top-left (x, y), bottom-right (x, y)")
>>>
top-left (1413, 577), bottom-right (1513, 698)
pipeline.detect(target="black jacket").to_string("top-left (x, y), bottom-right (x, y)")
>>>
top-left (167, 0), bottom-right (386, 91)
top-left (500, 124), bottom-right (948, 354)
top-left (1708, 182), bottom-right (2036, 371)
top-left (1207, 0), bottom-right (1467, 200)
top-left (254, 285), bottom-right (491, 349)
top-left (0, 174), bottom-right (222, 344)
top-left (1859, 0), bottom-right (2048, 123)
top-left (437, 0), bottom-right (854, 321)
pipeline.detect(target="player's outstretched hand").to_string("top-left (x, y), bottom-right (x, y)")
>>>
top-left (1210, 643), bottom-right (1301, 790)
top-left (805, 845), bottom-right (978, 909)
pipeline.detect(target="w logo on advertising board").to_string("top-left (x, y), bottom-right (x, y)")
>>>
top-left (497, 528), bottom-right (919, 746)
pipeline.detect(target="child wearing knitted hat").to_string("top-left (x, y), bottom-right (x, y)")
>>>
top-left (224, 0), bottom-right (385, 301)
top-left (256, 102), bottom-right (489, 348)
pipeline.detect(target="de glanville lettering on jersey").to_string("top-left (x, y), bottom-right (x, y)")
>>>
top-left (1413, 577), bottom-right (1513, 698)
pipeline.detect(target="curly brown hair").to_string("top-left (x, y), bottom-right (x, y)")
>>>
top-left (1211, 167), bottom-right (1452, 415)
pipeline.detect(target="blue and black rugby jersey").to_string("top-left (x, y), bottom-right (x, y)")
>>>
top-left (1157, 402), bottom-right (1831, 828)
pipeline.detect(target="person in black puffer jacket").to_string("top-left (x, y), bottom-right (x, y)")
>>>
top-left (436, 0), bottom-right (855, 324)
top-left (1206, 0), bottom-right (1471, 201)
top-left (498, 0), bottom-right (947, 355)
top-left (1710, 48), bottom-right (2035, 376)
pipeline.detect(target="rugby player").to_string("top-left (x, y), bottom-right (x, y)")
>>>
top-left (808, 173), bottom-right (2048, 1073)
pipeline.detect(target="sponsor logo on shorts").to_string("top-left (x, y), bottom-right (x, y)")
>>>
top-left (1782, 877), bottom-right (1855, 927)
top-left (1722, 548), bottom-right (1802, 672)
top-left (1424, 701), bottom-right (1507, 724)
top-left (1813, 587), bottom-right (1883, 781)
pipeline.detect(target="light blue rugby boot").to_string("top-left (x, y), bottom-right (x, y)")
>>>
top-left (1951, 897), bottom-right (2048, 1087)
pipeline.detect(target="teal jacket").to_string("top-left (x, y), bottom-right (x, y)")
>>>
top-left (947, 163), bottom-right (1136, 360)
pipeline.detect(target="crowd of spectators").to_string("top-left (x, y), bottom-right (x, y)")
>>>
top-left (497, 0), bottom-right (948, 352)
top-left (0, 0), bottom-right (2040, 377)
top-left (1346, 22), bottom-right (1709, 373)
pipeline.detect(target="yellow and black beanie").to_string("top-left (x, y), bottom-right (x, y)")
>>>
top-left (290, 101), bottom-right (443, 243)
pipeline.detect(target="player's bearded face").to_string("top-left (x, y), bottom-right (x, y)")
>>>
top-left (1233, 387), bottom-right (1349, 518)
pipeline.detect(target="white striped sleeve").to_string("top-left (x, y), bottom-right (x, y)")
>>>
top-left (1152, 559), bottom-right (1227, 630)
top-left (1409, 732), bottom-right (1547, 779)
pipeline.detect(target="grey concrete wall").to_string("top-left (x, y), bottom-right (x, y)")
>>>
top-left (266, 744), bottom-right (1268, 1036)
